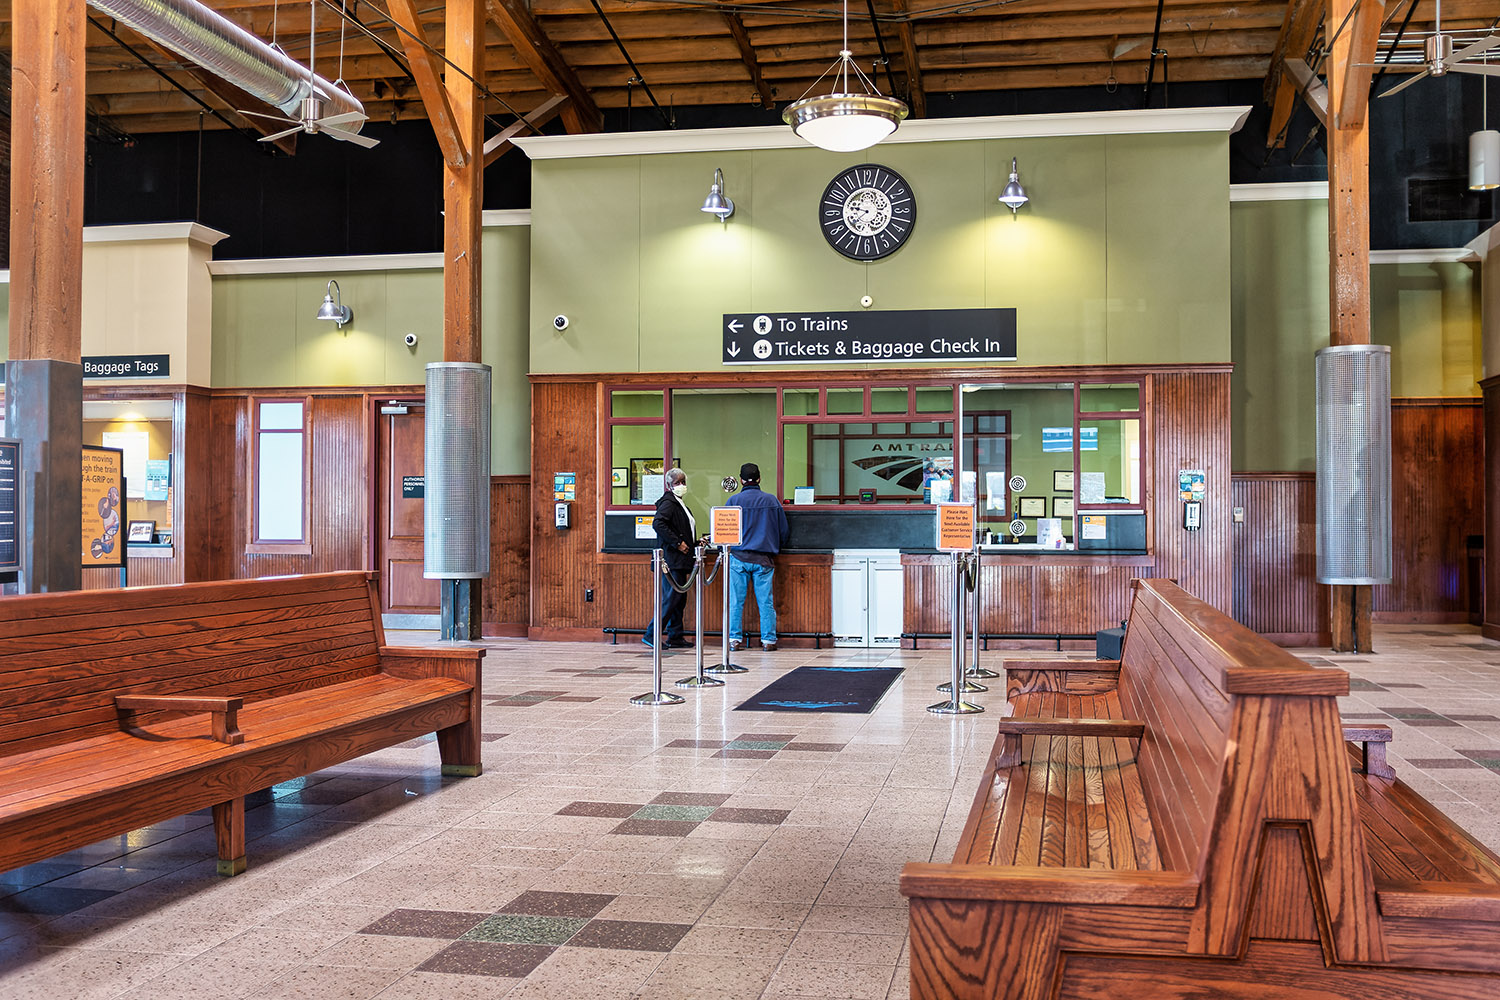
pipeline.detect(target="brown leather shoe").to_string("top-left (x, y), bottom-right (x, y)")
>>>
top-left (729, 639), bottom-right (744, 651)
top-left (762, 642), bottom-right (778, 651)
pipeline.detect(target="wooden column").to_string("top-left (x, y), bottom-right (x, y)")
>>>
top-left (444, 0), bottom-right (485, 365)
top-left (7, 0), bottom-right (85, 593)
top-left (1483, 376), bottom-right (1500, 642)
top-left (1323, 0), bottom-right (1380, 653)
top-left (443, 0), bottom-right (485, 632)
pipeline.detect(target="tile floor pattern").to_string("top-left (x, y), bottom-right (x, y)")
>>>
top-left (3, 624), bottom-right (1500, 998)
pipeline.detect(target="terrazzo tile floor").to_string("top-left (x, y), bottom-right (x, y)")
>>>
top-left (4, 625), bottom-right (1500, 998)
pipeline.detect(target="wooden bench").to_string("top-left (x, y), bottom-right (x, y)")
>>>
top-left (901, 578), bottom-right (1500, 999)
top-left (0, 571), bottom-right (483, 878)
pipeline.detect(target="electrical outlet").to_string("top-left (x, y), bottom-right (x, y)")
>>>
top-left (584, 588), bottom-right (594, 602)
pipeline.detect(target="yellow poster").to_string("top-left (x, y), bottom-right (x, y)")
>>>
top-left (82, 446), bottom-right (125, 568)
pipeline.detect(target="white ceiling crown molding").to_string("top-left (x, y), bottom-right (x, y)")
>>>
top-left (1466, 222), bottom-right (1500, 260)
top-left (482, 209), bottom-right (532, 226)
top-left (83, 222), bottom-right (230, 246)
top-left (514, 107), bottom-right (1252, 160)
top-left (208, 252), bottom-right (442, 276)
top-left (1369, 248), bottom-right (1479, 265)
top-left (1229, 181), bottom-right (1329, 202)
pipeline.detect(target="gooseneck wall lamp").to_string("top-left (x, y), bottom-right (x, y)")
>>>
top-left (999, 158), bottom-right (1030, 215)
top-left (701, 167), bottom-right (735, 220)
top-left (316, 279), bottom-right (352, 328)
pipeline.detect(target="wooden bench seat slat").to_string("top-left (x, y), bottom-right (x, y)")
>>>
top-left (0, 648), bottom-right (382, 755)
top-left (0, 674), bottom-right (467, 811)
top-left (0, 595), bottom-right (374, 669)
top-left (1352, 771), bottom-right (1500, 887)
top-left (1081, 726), bottom-right (1111, 870)
top-left (1040, 735), bottom-right (1070, 868)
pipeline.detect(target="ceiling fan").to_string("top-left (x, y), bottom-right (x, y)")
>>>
top-left (1375, 0), bottom-right (1500, 98)
top-left (241, 88), bottom-right (379, 148)
top-left (238, 0), bottom-right (379, 148)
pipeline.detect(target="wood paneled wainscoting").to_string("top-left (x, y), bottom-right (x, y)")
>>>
top-left (530, 367), bottom-right (1232, 644)
top-left (486, 475), bottom-right (531, 636)
top-left (1232, 398), bottom-right (1482, 645)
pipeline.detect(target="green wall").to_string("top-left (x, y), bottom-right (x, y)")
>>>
top-left (529, 132), bottom-right (1232, 373)
top-left (1230, 199), bottom-right (1482, 472)
top-left (209, 226), bottom-right (533, 475)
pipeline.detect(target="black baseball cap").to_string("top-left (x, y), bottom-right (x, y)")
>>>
top-left (740, 463), bottom-right (760, 481)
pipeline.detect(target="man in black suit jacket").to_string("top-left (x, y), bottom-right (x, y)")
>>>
top-left (643, 467), bottom-right (697, 649)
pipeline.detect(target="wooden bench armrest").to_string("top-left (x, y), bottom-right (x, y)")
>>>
top-left (116, 695), bottom-right (245, 745)
top-left (1344, 722), bottom-right (1394, 778)
top-left (994, 716), bottom-right (1145, 766)
top-left (1001, 659), bottom-right (1121, 674)
top-left (379, 645), bottom-right (488, 661)
top-left (900, 863), bottom-right (1199, 908)
top-left (1004, 660), bottom-right (1121, 697)
top-left (379, 645), bottom-right (486, 685)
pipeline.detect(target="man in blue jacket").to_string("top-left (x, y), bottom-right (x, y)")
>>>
top-left (726, 463), bottom-right (790, 651)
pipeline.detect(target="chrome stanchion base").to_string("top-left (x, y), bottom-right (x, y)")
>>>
top-left (928, 698), bottom-right (985, 715)
top-left (937, 677), bottom-right (988, 694)
top-left (630, 691), bottom-right (686, 706)
top-left (967, 666), bottom-right (1000, 679)
top-left (705, 662), bottom-right (748, 674)
top-left (676, 675), bottom-right (725, 688)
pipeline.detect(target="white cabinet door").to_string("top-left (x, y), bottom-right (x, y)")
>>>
top-left (831, 563), bottom-right (869, 646)
top-left (869, 564), bottom-right (905, 646)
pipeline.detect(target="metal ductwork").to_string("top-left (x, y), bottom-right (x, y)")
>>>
top-left (88, 0), bottom-right (364, 129)
top-left (424, 363), bottom-right (492, 580)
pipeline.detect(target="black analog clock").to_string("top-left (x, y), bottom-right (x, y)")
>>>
top-left (819, 164), bottom-right (917, 261)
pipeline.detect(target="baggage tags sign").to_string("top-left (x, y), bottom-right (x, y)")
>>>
top-left (722, 309), bottom-right (1016, 366)
top-left (710, 506), bottom-right (743, 547)
top-left (935, 503), bottom-right (976, 553)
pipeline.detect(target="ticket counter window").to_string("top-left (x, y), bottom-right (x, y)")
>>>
top-left (671, 387), bottom-right (776, 527)
top-left (254, 400), bottom-right (307, 545)
top-left (82, 399), bottom-right (174, 545)
top-left (1080, 418), bottom-right (1142, 505)
top-left (608, 390), bottom-right (667, 506)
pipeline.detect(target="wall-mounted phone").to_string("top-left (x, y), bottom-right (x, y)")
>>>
top-left (555, 502), bottom-right (570, 530)
top-left (1183, 501), bottom-right (1202, 531)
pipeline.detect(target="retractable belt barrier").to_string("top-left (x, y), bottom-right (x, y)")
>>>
top-left (630, 549), bottom-right (688, 707)
top-left (678, 543), bottom-right (725, 690)
top-left (929, 548), bottom-right (984, 716)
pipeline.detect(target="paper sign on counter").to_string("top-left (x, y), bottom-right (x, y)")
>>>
top-left (935, 503), bottom-right (976, 552)
top-left (1081, 515), bottom-right (1107, 540)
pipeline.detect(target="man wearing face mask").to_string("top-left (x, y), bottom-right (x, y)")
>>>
top-left (643, 467), bottom-right (697, 649)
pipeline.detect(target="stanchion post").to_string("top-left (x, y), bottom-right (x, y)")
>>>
top-left (706, 543), bottom-right (747, 674)
top-left (938, 548), bottom-right (986, 695)
top-left (968, 539), bottom-right (998, 679)
top-left (678, 542), bottom-right (724, 689)
top-left (632, 548), bottom-right (685, 706)
top-left (930, 551), bottom-right (984, 716)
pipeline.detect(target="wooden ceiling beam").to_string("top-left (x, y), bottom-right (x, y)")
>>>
top-left (720, 9), bottom-right (776, 109)
top-left (1336, 0), bottom-right (1385, 129)
top-left (483, 93), bottom-right (567, 165)
top-left (1283, 55), bottom-right (1329, 126)
top-left (386, 0), bottom-right (469, 167)
top-left (1264, 0), bottom-right (1325, 147)
top-left (484, 0), bottom-right (603, 132)
top-left (890, 0), bottom-right (926, 118)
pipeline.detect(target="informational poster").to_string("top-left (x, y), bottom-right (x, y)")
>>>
top-left (0, 439), bottom-right (19, 573)
top-left (553, 472), bottom-right (576, 502)
top-left (710, 506), bottom-right (743, 547)
top-left (1079, 472), bottom-right (1107, 504)
top-left (934, 502), bottom-right (976, 552)
top-left (102, 430), bottom-right (149, 499)
top-left (641, 474), bottom-right (665, 506)
top-left (82, 446), bottom-right (125, 568)
top-left (1178, 469), bottom-right (1206, 502)
top-left (635, 515), bottom-right (655, 539)
top-left (144, 459), bottom-right (170, 502)
top-left (1081, 515), bottom-right (1108, 540)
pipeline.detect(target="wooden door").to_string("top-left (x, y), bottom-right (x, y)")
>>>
top-left (376, 405), bottom-right (439, 618)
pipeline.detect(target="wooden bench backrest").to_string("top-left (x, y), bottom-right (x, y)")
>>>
top-left (0, 571), bottom-right (385, 757)
top-left (1117, 579), bottom-right (1347, 874)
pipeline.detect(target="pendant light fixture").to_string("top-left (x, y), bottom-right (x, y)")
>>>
top-left (782, 0), bottom-right (908, 152)
top-left (1471, 54), bottom-right (1499, 191)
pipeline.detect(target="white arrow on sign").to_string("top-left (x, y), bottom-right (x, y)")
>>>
top-left (727, 319), bottom-right (743, 333)
top-left (726, 343), bottom-right (741, 358)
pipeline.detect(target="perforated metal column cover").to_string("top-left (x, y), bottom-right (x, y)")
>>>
top-left (424, 363), bottom-right (492, 579)
top-left (1315, 344), bottom-right (1392, 585)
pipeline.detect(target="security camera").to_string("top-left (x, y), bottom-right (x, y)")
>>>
top-left (553, 315), bottom-right (570, 331)
top-left (403, 333), bottom-right (419, 348)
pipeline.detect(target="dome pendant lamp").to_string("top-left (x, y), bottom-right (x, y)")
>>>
top-left (782, 0), bottom-right (908, 152)
top-left (1471, 56), bottom-right (1499, 191)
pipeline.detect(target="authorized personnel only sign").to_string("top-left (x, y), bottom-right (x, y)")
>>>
top-left (722, 309), bottom-right (1017, 365)
top-left (710, 506), bottom-right (743, 547)
top-left (934, 503), bottom-right (976, 552)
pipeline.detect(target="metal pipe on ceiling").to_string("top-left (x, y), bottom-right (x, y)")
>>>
top-left (87, 0), bottom-right (365, 130)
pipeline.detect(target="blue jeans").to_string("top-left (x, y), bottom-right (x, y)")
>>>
top-left (728, 556), bottom-right (777, 645)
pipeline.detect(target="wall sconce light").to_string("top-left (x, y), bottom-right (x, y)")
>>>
top-left (998, 158), bottom-right (1030, 216)
top-left (701, 167), bottom-right (734, 220)
top-left (316, 279), bottom-right (352, 328)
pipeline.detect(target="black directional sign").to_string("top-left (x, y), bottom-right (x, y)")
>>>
top-left (0, 439), bottom-right (18, 573)
top-left (722, 309), bottom-right (1017, 366)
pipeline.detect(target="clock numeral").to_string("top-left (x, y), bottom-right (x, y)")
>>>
top-left (825, 209), bottom-right (840, 217)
